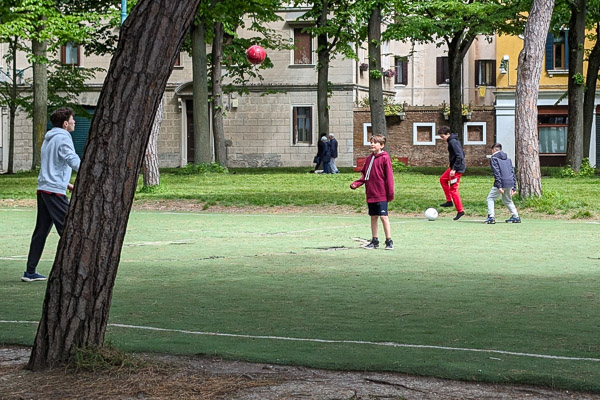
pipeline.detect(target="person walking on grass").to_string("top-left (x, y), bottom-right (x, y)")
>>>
top-left (350, 134), bottom-right (394, 250)
top-left (22, 107), bottom-right (80, 282)
top-left (328, 133), bottom-right (339, 174)
top-left (438, 126), bottom-right (466, 221)
top-left (485, 143), bottom-right (521, 224)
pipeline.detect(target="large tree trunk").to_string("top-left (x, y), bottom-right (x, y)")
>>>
top-left (211, 22), bottom-right (227, 166)
top-left (142, 96), bottom-right (163, 187)
top-left (32, 33), bottom-right (48, 169)
top-left (446, 32), bottom-right (475, 138)
top-left (27, 0), bottom-right (202, 371)
top-left (583, 24), bottom-right (600, 159)
top-left (191, 19), bottom-right (212, 164)
top-left (316, 0), bottom-right (330, 137)
top-left (514, 0), bottom-right (554, 198)
top-left (7, 37), bottom-right (17, 174)
top-left (368, 5), bottom-right (386, 138)
top-left (566, 0), bottom-right (587, 171)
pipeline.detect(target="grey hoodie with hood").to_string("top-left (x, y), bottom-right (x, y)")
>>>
top-left (490, 150), bottom-right (516, 190)
top-left (37, 127), bottom-right (81, 195)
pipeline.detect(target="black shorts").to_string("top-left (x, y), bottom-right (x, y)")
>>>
top-left (368, 201), bottom-right (388, 216)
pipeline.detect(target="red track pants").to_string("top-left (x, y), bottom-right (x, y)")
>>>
top-left (440, 168), bottom-right (464, 212)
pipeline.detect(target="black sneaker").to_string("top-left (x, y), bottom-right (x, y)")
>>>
top-left (384, 239), bottom-right (394, 250)
top-left (453, 211), bottom-right (465, 221)
top-left (505, 216), bottom-right (521, 223)
top-left (485, 216), bottom-right (496, 224)
top-left (364, 238), bottom-right (379, 249)
top-left (440, 201), bottom-right (453, 207)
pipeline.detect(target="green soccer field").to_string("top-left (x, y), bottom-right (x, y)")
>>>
top-left (1, 207), bottom-right (599, 391)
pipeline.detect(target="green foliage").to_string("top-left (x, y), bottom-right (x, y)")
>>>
top-left (369, 69), bottom-right (382, 79)
top-left (69, 342), bottom-right (147, 373)
top-left (176, 163), bottom-right (228, 175)
top-left (560, 158), bottom-right (596, 178)
top-left (572, 72), bottom-right (585, 85)
top-left (391, 158), bottom-right (409, 172)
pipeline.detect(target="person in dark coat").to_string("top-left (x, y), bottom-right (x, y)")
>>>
top-left (314, 133), bottom-right (328, 172)
top-left (320, 135), bottom-right (332, 173)
top-left (438, 125), bottom-right (466, 220)
top-left (485, 143), bottom-right (520, 224)
top-left (328, 133), bottom-right (339, 173)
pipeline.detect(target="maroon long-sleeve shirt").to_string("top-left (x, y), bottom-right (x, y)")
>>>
top-left (352, 151), bottom-right (394, 203)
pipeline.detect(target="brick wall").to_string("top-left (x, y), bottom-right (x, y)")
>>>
top-left (353, 106), bottom-right (495, 167)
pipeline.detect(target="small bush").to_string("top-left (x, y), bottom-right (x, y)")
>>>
top-left (176, 162), bottom-right (228, 175)
top-left (571, 209), bottom-right (594, 219)
top-left (560, 158), bottom-right (596, 178)
top-left (392, 158), bottom-right (410, 173)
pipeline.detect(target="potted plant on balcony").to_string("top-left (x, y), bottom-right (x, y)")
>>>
top-left (384, 98), bottom-right (405, 119)
top-left (440, 102), bottom-right (450, 120)
top-left (461, 103), bottom-right (473, 120)
top-left (383, 68), bottom-right (396, 79)
top-left (359, 63), bottom-right (368, 72)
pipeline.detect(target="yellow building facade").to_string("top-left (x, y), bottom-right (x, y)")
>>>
top-left (495, 32), bottom-right (598, 167)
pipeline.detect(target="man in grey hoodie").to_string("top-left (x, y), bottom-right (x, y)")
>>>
top-left (485, 143), bottom-right (520, 224)
top-left (22, 107), bottom-right (81, 282)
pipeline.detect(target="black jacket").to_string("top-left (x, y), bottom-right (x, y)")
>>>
top-left (447, 133), bottom-right (466, 173)
top-left (329, 138), bottom-right (338, 158)
top-left (490, 151), bottom-right (517, 190)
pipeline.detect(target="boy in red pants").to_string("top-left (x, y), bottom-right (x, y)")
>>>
top-left (438, 126), bottom-right (465, 220)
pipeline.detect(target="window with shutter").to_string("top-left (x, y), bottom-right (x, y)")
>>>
top-left (475, 60), bottom-right (496, 86)
top-left (436, 57), bottom-right (449, 85)
top-left (394, 57), bottom-right (408, 85)
top-left (545, 31), bottom-right (569, 72)
top-left (293, 28), bottom-right (312, 65)
top-left (292, 106), bottom-right (312, 144)
top-left (61, 43), bottom-right (80, 66)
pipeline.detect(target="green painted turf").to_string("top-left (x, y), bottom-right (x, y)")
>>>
top-left (1, 208), bottom-right (599, 391)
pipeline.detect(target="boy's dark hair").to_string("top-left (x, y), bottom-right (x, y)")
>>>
top-left (492, 142), bottom-right (502, 150)
top-left (370, 134), bottom-right (386, 146)
top-left (50, 107), bottom-right (75, 128)
top-left (437, 125), bottom-right (451, 136)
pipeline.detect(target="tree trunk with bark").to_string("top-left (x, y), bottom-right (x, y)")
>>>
top-left (446, 32), bottom-right (475, 138)
top-left (27, 0), bottom-right (202, 371)
top-left (368, 5), bottom-right (386, 138)
top-left (316, 0), bottom-right (330, 138)
top-left (7, 37), bottom-right (18, 174)
top-left (32, 33), bottom-right (48, 169)
top-left (211, 22), bottom-right (227, 166)
top-left (566, 0), bottom-right (587, 171)
top-left (583, 24), bottom-right (600, 159)
top-left (142, 96), bottom-right (163, 187)
top-left (514, 0), bottom-right (555, 198)
top-left (191, 19), bottom-right (212, 164)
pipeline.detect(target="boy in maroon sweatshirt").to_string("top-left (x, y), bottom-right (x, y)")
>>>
top-left (350, 135), bottom-right (395, 250)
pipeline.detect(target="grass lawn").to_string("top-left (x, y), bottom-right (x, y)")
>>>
top-left (1, 201), bottom-right (599, 391)
top-left (1, 167), bottom-right (598, 218)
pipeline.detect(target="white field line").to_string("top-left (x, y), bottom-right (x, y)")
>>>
top-left (2, 320), bottom-right (599, 363)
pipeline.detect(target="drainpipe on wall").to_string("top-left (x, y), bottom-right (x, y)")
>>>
top-left (121, 0), bottom-right (127, 25)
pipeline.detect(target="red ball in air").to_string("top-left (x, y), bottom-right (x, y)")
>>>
top-left (246, 45), bottom-right (266, 65)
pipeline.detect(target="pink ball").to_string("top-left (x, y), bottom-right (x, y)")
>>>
top-left (246, 45), bottom-right (266, 65)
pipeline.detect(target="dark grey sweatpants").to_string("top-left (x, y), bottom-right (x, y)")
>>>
top-left (26, 191), bottom-right (69, 274)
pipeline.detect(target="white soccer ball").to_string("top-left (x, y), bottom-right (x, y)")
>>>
top-left (424, 207), bottom-right (438, 221)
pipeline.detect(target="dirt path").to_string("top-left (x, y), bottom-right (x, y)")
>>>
top-left (1, 347), bottom-right (599, 400)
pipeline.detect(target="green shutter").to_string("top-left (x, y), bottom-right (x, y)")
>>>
top-left (545, 33), bottom-right (554, 72)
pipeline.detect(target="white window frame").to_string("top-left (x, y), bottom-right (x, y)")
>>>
top-left (463, 122), bottom-right (486, 145)
top-left (363, 122), bottom-right (372, 145)
top-left (290, 104), bottom-right (315, 146)
top-left (413, 122), bottom-right (436, 145)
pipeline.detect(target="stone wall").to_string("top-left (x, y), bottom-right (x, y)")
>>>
top-left (224, 88), bottom-right (354, 167)
top-left (353, 106), bottom-right (495, 168)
